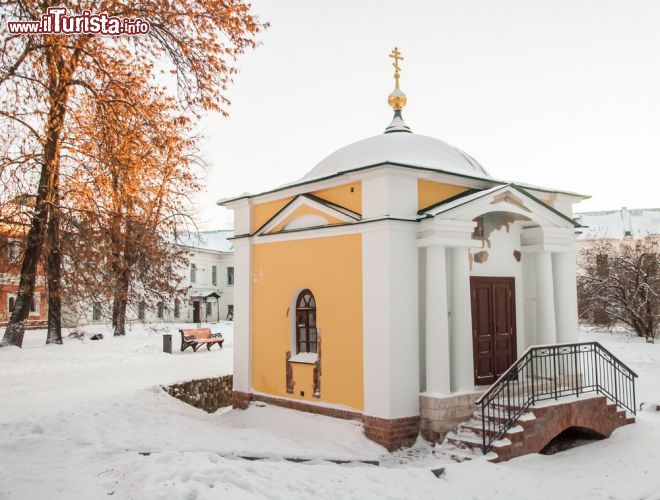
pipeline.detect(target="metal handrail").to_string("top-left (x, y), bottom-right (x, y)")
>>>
top-left (476, 341), bottom-right (638, 454)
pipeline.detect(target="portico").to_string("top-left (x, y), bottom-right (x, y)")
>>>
top-left (415, 184), bottom-right (581, 442)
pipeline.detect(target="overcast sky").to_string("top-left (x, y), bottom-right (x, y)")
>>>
top-left (195, 0), bottom-right (660, 229)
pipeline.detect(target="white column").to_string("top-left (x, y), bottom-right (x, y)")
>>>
top-left (362, 220), bottom-right (420, 419)
top-left (450, 246), bottom-right (474, 391)
top-left (232, 238), bottom-right (252, 393)
top-left (535, 251), bottom-right (557, 345)
top-left (552, 251), bottom-right (579, 343)
top-left (425, 245), bottom-right (451, 394)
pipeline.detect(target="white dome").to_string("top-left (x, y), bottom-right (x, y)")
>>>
top-left (302, 132), bottom-right (491, 182)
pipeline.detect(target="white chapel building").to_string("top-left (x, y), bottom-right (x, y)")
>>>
top-left (221, 49), bottom-right (587, 450)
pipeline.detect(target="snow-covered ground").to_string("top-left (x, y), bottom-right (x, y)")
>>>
top-left (1, 324), bottom-right (659, 499)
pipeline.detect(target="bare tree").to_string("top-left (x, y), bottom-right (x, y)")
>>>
top-left (578, 236), bottom-right (660, 342)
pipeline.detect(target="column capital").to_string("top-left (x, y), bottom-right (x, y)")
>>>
top-left (417, 218), bottom-right (480, 248)
top-left (520, 226), bottom-right (576, 253)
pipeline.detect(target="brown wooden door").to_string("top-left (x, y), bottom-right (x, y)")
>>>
top-left (192, 301), bottom-right (200, 323)
top-left (470, 277), bottom-right (517, 385)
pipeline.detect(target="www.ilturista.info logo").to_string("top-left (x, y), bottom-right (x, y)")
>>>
top-left (7, 7), bottom-right (151, 35)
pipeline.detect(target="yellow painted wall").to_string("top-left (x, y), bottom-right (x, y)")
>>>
top-left (312, 182), bottom-right (362, 214)
top-left (270, 205), bottom-right (345, 233)
top-left (418, 179), bottom-right (468, 211)
top-left (252, 197), bottom-right (294, 232)
top-left (251, 234), bottom-right (363, 410)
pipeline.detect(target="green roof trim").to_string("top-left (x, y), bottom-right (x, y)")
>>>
top-left (509, 184), bottom-right (581, 228)
top-left (418, 183), bottom-right (582, 228)
top-left (218, 161), bottom-right (590, 207)
top-left (417, 188), bottom-right (481, 215)
top-left (228, 215), bottom-right (417, 240)
top-left (252, 192), bottom-right (360, 237)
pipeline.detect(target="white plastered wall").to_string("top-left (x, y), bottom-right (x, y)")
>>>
top-left (228, 199), bottom-right (253, 394)
top-left (361, 166), bottom-right (420, 419)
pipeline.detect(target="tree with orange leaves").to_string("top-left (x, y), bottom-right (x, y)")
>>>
top-left (0, 1), bottom-right (267, 347)
top-left (62, 81), bottom-right (201, 336)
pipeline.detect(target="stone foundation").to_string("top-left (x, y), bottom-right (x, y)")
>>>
top-left (164, 375), bottom-right (233, 413)
top-left (233, 391), bottom-right (419, 451)
top-left (363, 415), bottom-right (420, 451)
top-left (420, 391), bottom-right (483, 443)
top-left (232, 390), bottom-right (252, 409)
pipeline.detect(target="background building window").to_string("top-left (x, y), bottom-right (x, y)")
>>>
top-left (190, 264), bottom-right (197, 283)
top-left (8, 241), bottom-right (21, 264)
top-left (174, 299), bottom-right (180, 319)
top-left (227, 304), bottom-right (234, 320)
top-left (8, 296), bottom-right (15, 313)
top-left (206, 301), bottom-right (212, 318)
top-left (29, 295), bottom-right (37, 313)
top-left (227, 266), bottom-right (234, 285)
top-left (138, 302), bottom-right (146, 320)
top-left (295, 289), bottom-right (317, 354)
top-left (157, 302), bottom-right (164, 319)
top-left (92, 302), bottom-right (101, 321)
top-left (212, 266), bottom-right (217, 285)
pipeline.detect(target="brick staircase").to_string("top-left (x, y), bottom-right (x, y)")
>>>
top-left (443, 394), bottom-right (635, 462)
top-left (438, 342), bottom-right (638, 463)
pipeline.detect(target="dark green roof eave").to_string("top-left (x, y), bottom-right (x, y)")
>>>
top-left (509, 184), bottom-right (581, 227)
top-left (217, 162), bottom-right (590, 206)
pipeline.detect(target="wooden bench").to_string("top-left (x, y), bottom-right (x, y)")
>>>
top-left (180, 328), bottom-right (224, 352)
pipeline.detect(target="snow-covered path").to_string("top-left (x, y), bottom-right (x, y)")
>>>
top-left (1, 325), bottom-right (659, 499)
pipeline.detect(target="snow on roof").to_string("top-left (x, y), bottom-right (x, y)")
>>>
top-left (178, 230), bottom-right (234, 252)
top-left (300, 132), bottom-right (491, 182)
top-left (576, 208), bottom-right (660, 239)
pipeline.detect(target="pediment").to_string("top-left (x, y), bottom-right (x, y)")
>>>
top-left (256, 194), bottom-right (360, 235)
top-left (421, 184), bottom-right (578, 229)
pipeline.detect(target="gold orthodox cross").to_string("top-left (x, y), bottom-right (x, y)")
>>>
top-left (389, 47), bottom-right (404, 74)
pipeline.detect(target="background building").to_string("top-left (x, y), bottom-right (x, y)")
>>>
top-left (576, 207), bottom-right (660, 241)
top-left (178, 230), bottom-right (235, 324)
top-left (66, 230), bottom-right (234, 327)
top-left (0, 227), bottom-right (48, 329)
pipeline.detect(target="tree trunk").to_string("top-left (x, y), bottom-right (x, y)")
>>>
top-left (1, 44), bottom-right (69, 348)
top-left (113, 264), bottom-right (130, 336)
top-left (46, 166), bottom-right (62, 345)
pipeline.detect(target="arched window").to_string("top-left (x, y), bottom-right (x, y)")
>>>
top-left (295, 289), bottom-right (317, 354)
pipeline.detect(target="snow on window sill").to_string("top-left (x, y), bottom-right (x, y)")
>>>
top-left (289, 352), bottom-right (318, 364)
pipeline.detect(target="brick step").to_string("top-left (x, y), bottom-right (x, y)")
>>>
top-left (461, 419), bottom-right (528, 440)
top-left (436, 443), bottom-right (484, 463)
top-left (459, 419), bottom-right (500, 438)
top-left (472, 409), bottom-right (536, 424)
top-left (446, 430), bottom-right (511, 453)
